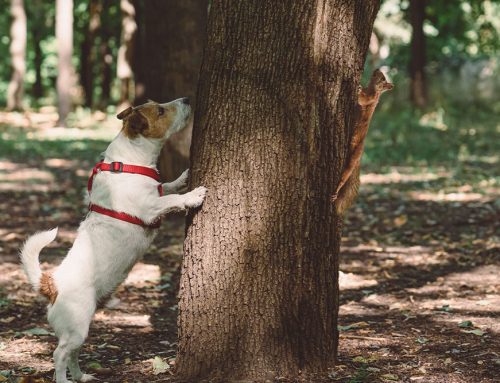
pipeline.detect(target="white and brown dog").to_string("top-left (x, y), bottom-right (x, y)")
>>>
top-left (20, 98), bottom-right (206, 383)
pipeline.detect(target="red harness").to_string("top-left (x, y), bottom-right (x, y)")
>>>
top-left (87, 161), bottom-right (163, 229)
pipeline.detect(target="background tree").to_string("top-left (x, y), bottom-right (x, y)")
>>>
top-left (29, 0), bottom-right (44, 100)
top-left (80, 0), bottom-right (101, 108)
top-left (409, 0), bottom-right (427, 108)
top-left (177, 1), bottom-right (380, 381)
top-left (7, 0), bottom-right (26, 111)
top-left (56, 0), bottom-right (74, 126)
top-left (117, 0), bottom-right (136, 107)
top-left (136, 0), bottom-right (207, 182)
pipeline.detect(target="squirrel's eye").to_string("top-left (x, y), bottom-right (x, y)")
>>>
top-left (158, 107), bottom-right (165, 116)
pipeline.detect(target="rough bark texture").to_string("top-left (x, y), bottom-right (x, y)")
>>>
top-left (117, 0), bottom-right (137, 106)
top-left (56, 0), bottom-right (74, 126)
top-left (177, 1), bottom-right (379, 381)
top-left (140, 0), bottom-right (207, 182)
top-left (7, 0), bottom-right (27, 111)
top-left (409, 0), bottom-right (427, 108)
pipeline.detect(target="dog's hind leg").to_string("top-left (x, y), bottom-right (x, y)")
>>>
top-left (49, 298), bottom-right (95, 383)
top-left (68, 347), bottom-right (95, 382)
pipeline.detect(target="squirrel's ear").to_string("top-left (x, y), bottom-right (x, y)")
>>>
top-left (117, 107), bottom-right (134, 120)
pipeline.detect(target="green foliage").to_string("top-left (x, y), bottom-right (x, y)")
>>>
top-left (375, 0), bottom-right (500, 71)
top-left (364, 71), bottom-right (500, 170)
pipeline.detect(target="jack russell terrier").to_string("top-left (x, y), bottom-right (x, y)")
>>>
top-left (20, 98), bottom-right (207, 383)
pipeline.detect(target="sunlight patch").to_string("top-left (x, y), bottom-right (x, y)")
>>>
top-left (409, 191), bottom-right (485, 202)
top-left (124, 263), bottom-right (161, 286)
top-left (361, 169), bottom-right (449, 185)
top-left (94, 312), bottom-right (152, 328)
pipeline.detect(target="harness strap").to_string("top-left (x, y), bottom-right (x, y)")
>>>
top-left (87, 161), bottom-right (163, 229)
top-left (89, 204), bottom-right (161, 229)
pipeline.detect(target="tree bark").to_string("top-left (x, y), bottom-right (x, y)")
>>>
top-left (140, 0), bottom-right (207, 182)
top-left (56, 0), bottom-right (74, 126)
top-left (409, 0), bottom-right (427, 108)
top-left (80, 0), bottom-right (101, 108)
top-left (117, 0), bottom-right (136, 106)
top-left (7, 0), bottom-right (27, 111)
top-left (176, 1), bottom-right (379, 381)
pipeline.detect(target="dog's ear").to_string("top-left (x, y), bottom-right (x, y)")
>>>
top-left (117, 106), bottom-right (135, 120)
top-left (123, 110), bottom-right (149, 138)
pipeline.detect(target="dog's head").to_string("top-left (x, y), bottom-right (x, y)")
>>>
top-left (117, 98), bottom-right (192, 140)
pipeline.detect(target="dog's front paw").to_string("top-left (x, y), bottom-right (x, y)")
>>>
top-left (184, 186), bottom-right (208, 209)
top-left (178, 169), bottom-right (189, 186)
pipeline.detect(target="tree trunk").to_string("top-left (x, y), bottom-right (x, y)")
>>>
top-left (7, 0), bottom-right (27, 111)
top-left (140, 0), bottom-right (207, 182)
top-left (409, 0), bottom-right (427, 108)
top-left (98, 0), bottom-right (112, 108)
top-left (31, 0), bottom-right (43, 100)
top-left (117, 0), bottom-right (136, 106)
top-left (176, 1), bottom-right (379, 381)
top-left (131, 0), bottom-right (145, 104)
top-left (56, 0), bottom-right (74, 126)
top-left (80, 0), bottom-right (101, 108)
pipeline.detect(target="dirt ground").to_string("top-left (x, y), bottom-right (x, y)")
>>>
top-left (0, 119), bottom-right (498, 382)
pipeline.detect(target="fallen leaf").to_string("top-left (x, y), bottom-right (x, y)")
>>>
top-left (394, 215), bottom-right (408, 227)
top-left (458, 320), bottom-right (473, 328)
top-left (152, 356), bottom-right (169, 375)
top-left (381, 373), bottom-right (399, 381)
top-left (416, 337), bottom-right (429, 344)
top-left (22, 327), bottom-right (51, 336)
top-left (462, 329), bottom-right (485, 336)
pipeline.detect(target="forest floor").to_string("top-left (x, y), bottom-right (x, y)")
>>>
top-left (0, 111), bottom-right (498, 383)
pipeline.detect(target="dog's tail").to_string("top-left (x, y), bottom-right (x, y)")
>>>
top-left (20, 228), bottom-right (59, 303)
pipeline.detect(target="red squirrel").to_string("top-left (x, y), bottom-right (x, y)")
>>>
top-left (332, 69), bottom-right (393, 214)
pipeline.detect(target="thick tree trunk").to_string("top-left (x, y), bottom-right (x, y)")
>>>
top-left (56, 0), bottom-right (74, 126)
top-left (409, 0), bottom-right (427, 108)
top-left (80, 0), bottom-right (101, 108)
top-left (117, 0), bottom-right (136, 106)
top-left (7, 0), bottom-right (27, 111)
top-left (141, 0), bottom-right (207, 182)
top-left (176, 1), bottom-right (379, 381)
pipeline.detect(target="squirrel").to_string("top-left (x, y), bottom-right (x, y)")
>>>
top-left (332, 69), bottom-right (393, 214)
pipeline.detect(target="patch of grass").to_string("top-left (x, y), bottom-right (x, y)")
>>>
top-left (0, 124), bottom-right (111, 163)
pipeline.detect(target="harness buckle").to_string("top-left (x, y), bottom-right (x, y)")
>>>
top-left (110, 162), bottom-right (124, 173)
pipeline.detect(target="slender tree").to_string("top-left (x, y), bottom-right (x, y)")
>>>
top-left (7, 0), bottom-right (27, 111)
top-left (177, 1), bottom-right (380, 381)
top-left (409, 0), bottom-right (427, 108)
top-left (31, 0), bottom-right (44, 100)
top-left (117, 0), bottom-right (136, 106)
top-left (56, 0), bottom-right (74, 126)
top-left (139, 0), bottom-right (207, 182)
top-left (80, 0), bottom-right (101, 108)
top-left (98, 0), bottom-right (112, 108)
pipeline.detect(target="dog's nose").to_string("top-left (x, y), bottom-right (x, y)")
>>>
top-left (180, 97), bottom-right (190, 105)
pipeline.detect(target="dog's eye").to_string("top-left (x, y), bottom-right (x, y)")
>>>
top-left (158, 107), bottom-right (165, 116)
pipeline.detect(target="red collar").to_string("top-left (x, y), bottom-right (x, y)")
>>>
top-left (87, 161), bottom-right (163, 229)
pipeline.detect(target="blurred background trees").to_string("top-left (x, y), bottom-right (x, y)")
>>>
top-left (0, 0), bottom-right (498, 166)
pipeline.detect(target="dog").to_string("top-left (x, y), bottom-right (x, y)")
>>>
top-left (20, 98), bottom-right (207, 383)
